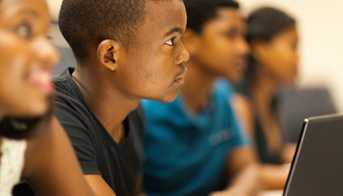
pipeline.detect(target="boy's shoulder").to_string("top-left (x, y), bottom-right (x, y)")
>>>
top-left (214, 79), bottom-right (235, 99)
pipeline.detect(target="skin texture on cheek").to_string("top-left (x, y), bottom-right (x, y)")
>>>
top-left (0, 32), bottom-right (28, 113)
top-left (134, 59), bottom-right (178, 101)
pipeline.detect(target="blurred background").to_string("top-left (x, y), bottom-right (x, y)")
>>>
top-left (46, 0), bottom-right (343, 141)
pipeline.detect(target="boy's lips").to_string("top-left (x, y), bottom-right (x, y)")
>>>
top-left (173, 66), bottom-right (188, 85)
top-left (174, 74), bottom-right (186, 85)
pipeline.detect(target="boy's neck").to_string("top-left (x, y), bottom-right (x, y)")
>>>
top-left (181, 61), bottom-right (216, 114)
top-left (73, 65), bottom-right (139, 142)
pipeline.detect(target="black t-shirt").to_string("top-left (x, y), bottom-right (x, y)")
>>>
top-left (54, 68), bottom-right (144, 196)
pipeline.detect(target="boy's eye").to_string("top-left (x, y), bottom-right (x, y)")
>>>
top-left (225, 31), bottom-right (237, 38)
top-left (224, 28), bottom-right (243, 40)
top-left (14, 22), bottom-right (33, 39)
top-left (165, 37), bottom-right (176, 46)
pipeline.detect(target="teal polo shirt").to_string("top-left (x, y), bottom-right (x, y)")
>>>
top-left (142, 81), bottom-right (248, 196)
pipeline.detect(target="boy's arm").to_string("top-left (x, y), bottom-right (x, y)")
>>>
top-left (25, 117), bottom-right (95, 196)
top-left (218, 146), bottom-right (260, 196)
top-left (85, 175), bottom-right (117, 196)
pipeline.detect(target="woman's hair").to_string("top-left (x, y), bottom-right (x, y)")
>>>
top-left (246, 7), bottom-right (296, 44)
top-left (242, 7), bottom-right (296, 87)
top-left (0, 98), bottom-right (53, 140)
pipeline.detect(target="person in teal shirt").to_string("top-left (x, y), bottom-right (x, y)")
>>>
top-left (143, 81), bottom-right (249, 195)
top-left (142, 0), bottom-right (262, 195)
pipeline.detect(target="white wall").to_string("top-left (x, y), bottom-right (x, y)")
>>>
top-left (47, 0), bottom-right (62, 21)
top-left (242, 0), bottom-right (343, 111)
top-left (47, 0), bottom-right (343, 111)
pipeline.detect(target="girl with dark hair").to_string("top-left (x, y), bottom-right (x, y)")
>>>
top-left (233, 6), bottom-right (299, 189)
top-left (0, 0), bottom-right (94, 195)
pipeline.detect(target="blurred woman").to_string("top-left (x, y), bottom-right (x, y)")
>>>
top-left (0, 0), bottom-right (94, 195)
top-left (233, 7), bottom-right (299, 189)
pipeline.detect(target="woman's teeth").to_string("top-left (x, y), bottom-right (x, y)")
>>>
top-left (29, 69), bottom-right (53, 93)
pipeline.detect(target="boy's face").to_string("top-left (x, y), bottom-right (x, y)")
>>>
top-left (186, 8), bottom-right (249, 83)
top-left (112, 0), bottom-right (189, 103)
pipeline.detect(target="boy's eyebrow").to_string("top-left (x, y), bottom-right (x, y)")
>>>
top-left (164, 27), bottom-right (183, 37)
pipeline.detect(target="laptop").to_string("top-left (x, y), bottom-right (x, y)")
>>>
top-left (284, 114), bottom-right (343, 196)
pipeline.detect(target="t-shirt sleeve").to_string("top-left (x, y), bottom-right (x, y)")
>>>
top-left (54, 100), bottom-right (100, 175)
top-left (227, 101), bottom-right (249, 148)
top-left (217, 80), bottom-right (250, 148)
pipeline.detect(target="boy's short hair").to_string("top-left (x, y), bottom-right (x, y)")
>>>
top-left (59, 0), bottom-right (146, 63)
top-left (184, 0), bottom-right (240, 34)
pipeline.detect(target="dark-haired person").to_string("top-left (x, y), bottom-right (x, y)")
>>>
top-left (0, 0), bottom-right (95, 196)
top-left (54, 0), bottom-right (189, 195)
top-left (233, 6), bottom-right (299, 189)
top-left (142, 1), bottom-right (262, 195)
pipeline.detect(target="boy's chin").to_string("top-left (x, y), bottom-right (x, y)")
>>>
top-left (145, 92), bottom-right (179, 103)
top-left (159, 93), bottom-right (179, 103)
top-left (223, 72), bottom-right (242, 85)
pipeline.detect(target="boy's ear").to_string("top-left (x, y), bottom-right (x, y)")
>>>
top-left (97, 39), bottom-right (121, 71)
top-left (182, 30), bottom-right (201, 54)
